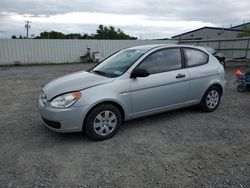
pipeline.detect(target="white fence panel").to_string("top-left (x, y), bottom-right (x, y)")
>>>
top-left (0, 39), bottom-right (177, 65)
top-left (180, 37), bottom-right (250, 60)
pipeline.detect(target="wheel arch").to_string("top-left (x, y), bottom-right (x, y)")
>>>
top-left (82, 100), bottom-right (126, 131)
top-left (209, 83), bottom-right (223, 95)
top-left (203, 82), bottom-right (223, 97)
top-left (200, 82), bottom-right (224, 103)
top-left (200, 83), bottom-right (223, 112)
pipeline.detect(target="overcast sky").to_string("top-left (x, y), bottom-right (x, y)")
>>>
top-left (0, 0), bottom-right (250, 39)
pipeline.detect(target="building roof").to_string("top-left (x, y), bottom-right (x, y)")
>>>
top-left (231, 22), bottom-right (250, 29)
top-left (172, 26), bottom-right (241, 38)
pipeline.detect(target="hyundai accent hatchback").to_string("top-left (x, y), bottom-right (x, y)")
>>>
top-left (38, 44), bottom-right (226, 141)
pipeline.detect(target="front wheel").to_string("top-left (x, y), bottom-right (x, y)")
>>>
top-left (84, 104), bottom-right (122, 141)
top-left (200, 86), bottom-right (221, 112)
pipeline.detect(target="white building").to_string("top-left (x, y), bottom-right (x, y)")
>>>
top-left (172, 22), bottom-right (250, 40)
top-left (231, 22), bottom-right (250, 30)
top-left (172, 26), bottom-right (241, 41)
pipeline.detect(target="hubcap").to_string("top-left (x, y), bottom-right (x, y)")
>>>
top-left (93, 111), bottom-right (117, 136)
top-left (206, 90), bottom-right (219, 109)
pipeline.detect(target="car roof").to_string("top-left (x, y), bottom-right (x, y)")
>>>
top-left (126, 44), bottom-right (205, 52)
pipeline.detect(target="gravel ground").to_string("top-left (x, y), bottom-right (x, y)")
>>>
top-left (0, 63), bottom-right (250, 188)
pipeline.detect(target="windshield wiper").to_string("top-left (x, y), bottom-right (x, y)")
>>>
top-left (91, 70), bottom-right (111, 77)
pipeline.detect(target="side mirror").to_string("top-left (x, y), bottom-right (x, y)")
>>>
top-left (130, 68), bottom-right (150, 78)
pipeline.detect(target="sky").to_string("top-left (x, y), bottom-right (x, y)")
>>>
top-left (0, 0), bottom-right (250, 39)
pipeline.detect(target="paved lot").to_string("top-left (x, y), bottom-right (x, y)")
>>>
top-left (0, 63), bottom-right (250, 187)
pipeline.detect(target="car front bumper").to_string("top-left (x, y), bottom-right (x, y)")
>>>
top-left (38, 100), bottom-right (89, 133)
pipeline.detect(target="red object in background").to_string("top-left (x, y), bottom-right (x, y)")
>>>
top-left (235, 69), bottom-right (244, 77)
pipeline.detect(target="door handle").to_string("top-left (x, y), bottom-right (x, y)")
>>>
top-left (176, 74), bottom-right (186, 78)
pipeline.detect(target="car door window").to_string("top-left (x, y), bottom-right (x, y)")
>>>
top-left (185, 48), bottom-right (208, 67)
top-left (137, 48), bottom-right (182, 74)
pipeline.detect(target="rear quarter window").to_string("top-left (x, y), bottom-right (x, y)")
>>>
top-left (184, 48), bottom-right (208, 67)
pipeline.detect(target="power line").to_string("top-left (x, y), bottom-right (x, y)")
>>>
top-left (25, 21), bottom-right (31, 39)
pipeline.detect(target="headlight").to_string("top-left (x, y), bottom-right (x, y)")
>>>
top-left (50, 91), bottom-right (81, 108)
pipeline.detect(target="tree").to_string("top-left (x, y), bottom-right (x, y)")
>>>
top-left (65, 33), bottom-right (81, 39)
top-left (95, 25), bottom-right (137, 40)
top-left (11, 35), bottom-right (17, 39)
top-left (239, 26), bottom-right (250, 37)
top-left (35, 31), bottom-right (65, 39)
top-left (29, 25), bottom-right (137, 40)
top-left (81, 33), bottom-right (92, 39)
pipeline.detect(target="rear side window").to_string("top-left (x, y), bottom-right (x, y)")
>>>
top-left (184, 48), bottom-right (208, 67)
top-left (138, 48), bottom-right (182, 74)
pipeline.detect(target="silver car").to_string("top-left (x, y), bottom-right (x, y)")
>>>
top-left (38, 44), bottom-right (226, 140)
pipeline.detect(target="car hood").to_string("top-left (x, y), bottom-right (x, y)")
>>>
top-left (42, 71), bottom-right (114, 100)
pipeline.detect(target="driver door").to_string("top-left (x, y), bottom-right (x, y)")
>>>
top-left (130, 48), bottom-right (190, 116)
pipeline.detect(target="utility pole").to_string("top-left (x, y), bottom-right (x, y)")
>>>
top-left (25, 21), bottom-right (31, 39)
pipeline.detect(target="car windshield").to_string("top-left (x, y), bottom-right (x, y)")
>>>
top-left (91, 49), bottom-right (145, 77)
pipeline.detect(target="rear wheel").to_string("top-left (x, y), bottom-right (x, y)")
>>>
top-left (237, 84), bottom-right (246, 92)
top-left (246, 85), bottom-right (250, 91)
top-left (84, 104), bottom-right (122, 141)
top-left (200, 86), bottom-right (221, 112)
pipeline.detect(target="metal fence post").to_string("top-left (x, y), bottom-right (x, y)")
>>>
top-left (218, 40), bottom-right (221, 52)
top-left (245, 38), bottom-right (250, 59)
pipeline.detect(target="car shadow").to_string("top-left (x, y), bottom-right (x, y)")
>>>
top-left (121, 105), bottom-right (201, 130)
top-left (38, 126), bottom-right (91, 143)
top-left (38, 105), bottom-right (201, 143)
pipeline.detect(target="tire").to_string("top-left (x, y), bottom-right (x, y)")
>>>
top-left (237, 84), bottom-right (246, 92)
top-left (84, 104), bottom-right (122, 141)
top-left (200, 86), bottom-right (221, 112)
top-left (246, 85), bottom-right (250, 91)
